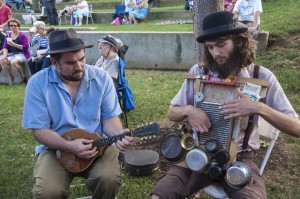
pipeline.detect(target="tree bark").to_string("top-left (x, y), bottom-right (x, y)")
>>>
top-left (32, 0), bottom-right (40, 10)
top-left (193, 0), bottom-right (224, 65)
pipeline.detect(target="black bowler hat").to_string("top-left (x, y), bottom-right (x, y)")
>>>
top-left (43, 28), bottom-right (93, 55)
top-left (197, 11), bottom-right (248, 43)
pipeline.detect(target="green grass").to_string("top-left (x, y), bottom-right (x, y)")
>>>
top-left (1, 0), bottom-right (300, 198)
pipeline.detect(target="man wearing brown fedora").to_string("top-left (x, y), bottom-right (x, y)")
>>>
top-left (151, 11), bottom-right (300, 199)
top-left (22, 28), bottom-right (133, 199)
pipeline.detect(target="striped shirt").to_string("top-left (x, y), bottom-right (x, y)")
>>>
top-left (29, 33), bottom-right (50, 53)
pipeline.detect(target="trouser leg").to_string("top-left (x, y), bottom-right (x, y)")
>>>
top-left (84, 146), bottom-right (122, 199)
top-left (35, 58), bottom-right (45, 72)
top-left (28, 58), bottom-right (36, 75)
top-left (152, 165), bottom-right (213, 199)
top-left (33, 150), bottom-right (74, 199)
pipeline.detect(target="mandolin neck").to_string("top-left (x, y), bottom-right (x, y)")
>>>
top-left (92, 132), bottom-right (131, 148)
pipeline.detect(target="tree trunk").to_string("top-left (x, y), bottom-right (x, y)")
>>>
top-left (32, 0), bottom-right (40, 10)
top-left (193, 0), bottom-right (224, 65)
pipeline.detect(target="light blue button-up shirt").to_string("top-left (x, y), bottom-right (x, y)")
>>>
top-left (22, 64), bottom-right (122, 155)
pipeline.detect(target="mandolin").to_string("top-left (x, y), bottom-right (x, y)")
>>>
top-left (57, 123), bottom-right (160, 173)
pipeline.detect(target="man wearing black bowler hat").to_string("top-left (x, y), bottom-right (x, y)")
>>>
top-left (22, 28), bottom-right (133, 199)
top-left (151, 11), bottom-right (300, 199)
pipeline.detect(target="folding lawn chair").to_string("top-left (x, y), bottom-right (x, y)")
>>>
top-left (112, 4), bottom-right (126, 22)
top-left (116, 56), bottom-right (135, 128)
top-left (7, 0), bottom-right (26, 11)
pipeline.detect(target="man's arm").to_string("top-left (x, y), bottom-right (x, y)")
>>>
top-left (102, 116), bottom-right (133, 150)
top-left (168, 105), bottom-right (211, 133)
top-left (257, 103), bottom-right (300, 137)
top-left (221, 91), bottom-right (300, 137)
top-left (253, 11), bottom-right (261, 29)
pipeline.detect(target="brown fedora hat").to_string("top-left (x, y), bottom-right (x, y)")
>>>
top-left (197, 11), bottom-right (248, 43)
top-left (43, 28), bottom-right (93, 55)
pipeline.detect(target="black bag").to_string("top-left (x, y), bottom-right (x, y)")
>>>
top-left (119, 150), bottom-right (159, 176)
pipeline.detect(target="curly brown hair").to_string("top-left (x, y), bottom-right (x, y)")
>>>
top-left (7, 18), bottom-right (21, 28)
top-left (203, 33), bottom-right (257, 71)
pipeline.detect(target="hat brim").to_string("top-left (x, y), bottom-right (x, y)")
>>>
top-left (196, 27), bottom-right (248, 43)
top-left (42, 44), bottom-right (94, 55)
top-left (98, 39), bottom-right (118, 52)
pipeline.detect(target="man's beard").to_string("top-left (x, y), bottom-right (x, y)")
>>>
top-left (209, 46), bottom-right (243, 79)
top-left (59, 70), bottom-right (84, 82)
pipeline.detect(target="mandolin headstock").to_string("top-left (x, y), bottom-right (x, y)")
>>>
top-left (132, 123), bottom-right (160, 137)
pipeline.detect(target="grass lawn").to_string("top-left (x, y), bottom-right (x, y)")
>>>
top-left (1, 0), bottom-right (300, 198)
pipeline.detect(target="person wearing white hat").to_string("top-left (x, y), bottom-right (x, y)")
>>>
top-left (28, 21), bottom-right (50, 75)
top-left (95, 34), bottom-right (120, 86)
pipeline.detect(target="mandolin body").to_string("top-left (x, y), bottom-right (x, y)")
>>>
top-left (59, 128), bottom-right (107, 173)
top-left (58, 123), bottom-right (160, 173)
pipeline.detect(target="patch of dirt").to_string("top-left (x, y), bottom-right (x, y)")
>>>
top-left (268, 32), bottom-right (300, 50)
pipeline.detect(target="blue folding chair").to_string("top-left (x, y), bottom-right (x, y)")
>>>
top-left (112, 4), bottom-right (127, 20)
top-left (117, 57), bottom-right (135, 128)
top-left (6, 0), bottom-right (27, 11)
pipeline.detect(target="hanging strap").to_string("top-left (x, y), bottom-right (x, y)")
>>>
top-left (242, 64), bottom-right (259, 149)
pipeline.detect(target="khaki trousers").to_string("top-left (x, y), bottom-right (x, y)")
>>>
top-left (32, 146), bottom-right (122, 199)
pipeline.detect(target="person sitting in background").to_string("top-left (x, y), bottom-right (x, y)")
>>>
top-left (28, 21), bottom-right (50, 75)
top-left (41, 27), bottom-right (57, 70)
top-left (95, 35), bottom-right (120, 86)
top-left (233, 0), bottom-right (262, 34)
top-left (128, 0), bottom-right (149, 24)
top-left (71, 0), bottom-right (89, 26)
top-left (122, 0), bottom-right (135, 24)
top-left (0, 18), bottom-right (30, 85)
top-left (0, 0), bottom-right (12, 32)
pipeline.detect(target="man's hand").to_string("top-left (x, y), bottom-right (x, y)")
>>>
top-left (221, 90), bottom-right (260, 119)
top-left (187, 106), bottom-right (211, 133)
top-left (115, 129), bottom-right (133, 151)
top-left (67, 139), bottom-right (98, 159)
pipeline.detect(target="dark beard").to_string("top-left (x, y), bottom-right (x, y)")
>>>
top-left (208, 46), bottom-right (243, 79)
top-left (59, 70), bottom-right (84, 82)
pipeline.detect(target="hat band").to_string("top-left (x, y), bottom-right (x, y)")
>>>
top-left (50, 38), bottom-right (84, 52)
top-left (202, 23), bottom-right (236, 34)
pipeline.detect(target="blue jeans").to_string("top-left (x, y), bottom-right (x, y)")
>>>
top-left (28, 57), bottom-right (45, 75)
top-left (44, 0), bottom-right (58, 25)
